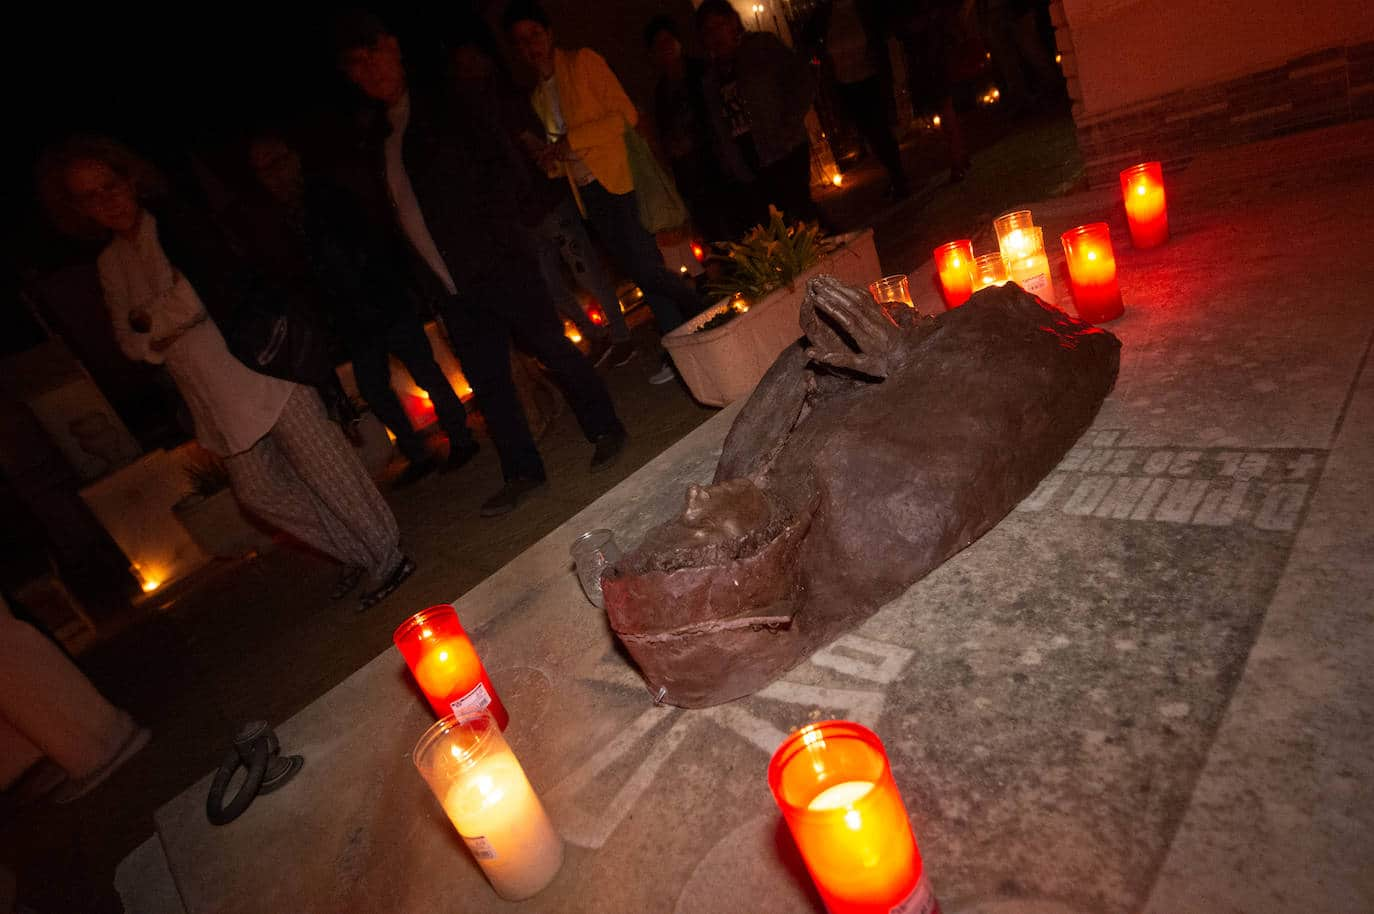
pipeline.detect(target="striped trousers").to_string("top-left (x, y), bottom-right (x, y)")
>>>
top-left (225, 385), bottom-right (402, 586)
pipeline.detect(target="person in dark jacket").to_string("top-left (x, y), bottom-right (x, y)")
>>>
top-left (644, 15), bottom-right (735, 242)
top-left (241, 133), bottom-right (479, 487)
top-left (695, 0), bottom-right (819, 228)
top-left (802, 0), bottom-right (911, 199)
top-left (333, 11), bottom-right (627, 517)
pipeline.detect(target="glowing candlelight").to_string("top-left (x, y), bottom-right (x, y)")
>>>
top-left (413, 712), bottom-right (564, 900)
top-left (971, 252), bottom-right (1009, 292)
top-left (1061, 223), bottom-right (1124, 323)
top-left (869, 274), bottom-right (914, 309)
top-left (1004, 226), bottom-right (1056, 304)
top-left (1119, 162), bottom-right (1169, 248)
top-left (394, 606), bottom-right (509, 729)
top-left (994, 210), bottom-right (1035, 263)
top-left (769, 721), bottom-right (939, 914)
top-left (933, 240), bottom-right (975, 309)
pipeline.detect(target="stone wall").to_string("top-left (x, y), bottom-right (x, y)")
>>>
top-left (1051, 0), bottom-right (1374, 186)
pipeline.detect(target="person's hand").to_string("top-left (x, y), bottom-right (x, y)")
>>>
top-left (128, 309), bottom-right (153, 334)
top-left (536, 136), bottom-right (571, 169)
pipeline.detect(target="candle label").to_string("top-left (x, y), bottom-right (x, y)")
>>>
top-left (889, 872), bottom-right (939, 914)
top-left (463, 834), bottom-right (498, 861)
top-left (1018, 272), bottom-right (1051, 299)
top-left (450, 682), bottom-right (493, 717)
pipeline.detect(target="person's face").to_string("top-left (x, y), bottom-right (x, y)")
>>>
top-left (650, 30), bottom-right (683, 74)
top-left (509, 20), bottom-right (555, 77)
top-left (248, 138), bottom-right (302, 204)
top-left (341, 34), bottom-right (407, 104)
top-left (65, 159), bottom-right (141, 234)
top-left (700, 13), bottom-right (743, 61)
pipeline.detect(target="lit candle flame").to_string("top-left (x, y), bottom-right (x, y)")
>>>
top-left (831, 173), bottom-right (843, 187)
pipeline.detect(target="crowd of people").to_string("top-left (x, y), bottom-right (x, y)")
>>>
top-left (30, 1), bottom-right (1060, 612)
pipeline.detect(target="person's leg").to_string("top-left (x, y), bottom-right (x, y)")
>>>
top-left (437, 297), bottom-right (546, 483)
top-left (534, 210), bottom-right (601, 340)
top-left (581, 181), bottom-right (702, 335)
top-left (555, 199), bottom-right (632, 344)
top-left (760, 143), bottom-right (822, 227)
top-left (0, 595), bottom-right (140, 782)
top-left (839, 78), bottom-right (909, 193)
top-left (386, 315), bottom-right (476, 452)
top-left (489, 271), bottom-right (624, 444)
top-left (351, 335), bottom-right (429, 464)
top-left (258, 386), bottom-right (404, 586)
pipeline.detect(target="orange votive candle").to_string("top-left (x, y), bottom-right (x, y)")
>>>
top-left (394, 605), bottom-right (509, 729)
top-left (769, 721), bottom-right (940, 914)
top-left (933, 240), bottom-right (975, 309)
top-left (1061, 223), bottom-right (1124, 323)
top-left (1119, 162), bottom-right (1168, 248)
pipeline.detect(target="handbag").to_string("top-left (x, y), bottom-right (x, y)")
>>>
top-left (623, 125), bottom-right (689, 233)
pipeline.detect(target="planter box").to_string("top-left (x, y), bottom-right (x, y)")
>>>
top-left (174, 489), bottom-right (275, 560)
top-left (662, 229), bottom-right (881, 407)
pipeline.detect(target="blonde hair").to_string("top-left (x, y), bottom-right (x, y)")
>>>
top-left (35, 135), bottom-right (168, 240)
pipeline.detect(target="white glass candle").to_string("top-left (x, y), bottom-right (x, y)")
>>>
top-left (413, 712), bottom-right (564, 900)
top-left (1005, 226), bottom-right (1057, 304)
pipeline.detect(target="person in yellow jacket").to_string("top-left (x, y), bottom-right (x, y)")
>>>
top-left (504, 0), bottom-right (704, 385)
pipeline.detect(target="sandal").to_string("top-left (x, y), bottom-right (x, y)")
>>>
top-left (357, 556), bottom-right (416, 612)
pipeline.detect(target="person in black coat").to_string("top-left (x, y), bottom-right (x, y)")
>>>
top-left (332, 10), bottom-right (626, 517)
top-left (239, 133), bottom-right (479, 487)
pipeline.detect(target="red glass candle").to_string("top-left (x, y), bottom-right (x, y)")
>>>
top-left (394, 606), bottom-right (509, 729)
top-left (932, 240), bottom-right (974, 309)
top-left (769, 721), bottom-right (940, 914)
top-left (1061, 223), bottom-right (1124, 323)
top-left (1119, 162), bottom-right (1168, 248)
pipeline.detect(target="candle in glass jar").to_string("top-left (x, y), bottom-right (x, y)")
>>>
top-left (394, 606), bottom-right (509, 729)
top-left (769, 721), bottom-right (940, 914)
top-left (1004, 226), bottom-right (1056, 304)
top-left (971, 252), bottom-right (1009, 292)
top-left (993, 210), bottom-right (1035, 262)
top-left (413, 712), bottom-right (564, 901)
top-left (1119, 162), bottom-right (1168, 248)
top-left (932, 240), bottom-right (974, 309)
top-left (1061, 223), bottom-right (1124, 323)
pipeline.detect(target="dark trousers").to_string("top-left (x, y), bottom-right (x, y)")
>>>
top-left (579, 181), bottom-right (703, 336)
top-left (351, 315), bottom-right (474, 464)
top-left (836, 78), bottom-right (908, 191)
top-left (755, 142), bottom-right (821, 228)
top-left (438, 267), bottom-right (623, 482)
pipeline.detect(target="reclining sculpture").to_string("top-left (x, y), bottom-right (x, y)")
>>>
top-left (602, 277), bottom-right (1121, 707)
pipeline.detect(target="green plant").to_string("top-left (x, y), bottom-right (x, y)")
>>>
top-left (182, 451), bottom-right (231, 498)
top-left (706, 206), bottom-right (824, 304)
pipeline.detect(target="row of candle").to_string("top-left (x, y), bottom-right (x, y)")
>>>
top-left (932, 161), bottom-right (1170, 322)
top-left (393, 603), bottom-right (937, 910)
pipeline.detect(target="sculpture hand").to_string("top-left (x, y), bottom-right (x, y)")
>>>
top-left (801, 275), bottom-right (901, 379)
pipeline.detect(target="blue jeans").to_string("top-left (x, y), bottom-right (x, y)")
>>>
top-left (579, 181), bottom-right (703, 335)
top-left (535, 196), bottom-right (631, 343)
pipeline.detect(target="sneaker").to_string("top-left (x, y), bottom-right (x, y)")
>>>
top-left (394, 454), bottom-right (439, 488)
top-left (358, 555), bottom-right (417, 611)
top-left (589, 428), bottom-right (627, 473)
top-left (443, 438), bottom-right (480, 473)
top-left (479, 477), bottom-right (548, 517)
top-left (605, 340), bottom-right (638, 367)
top-left (648, 358), bottom-right (676, 385)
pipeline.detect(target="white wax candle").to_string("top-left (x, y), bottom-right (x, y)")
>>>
top-left (441, 749), bottom-right (564, 900)
top-left (1009, 253), bottom-right (1057, 304)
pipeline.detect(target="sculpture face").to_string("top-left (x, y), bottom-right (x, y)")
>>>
top-left (603, 277), bottom-right (1122, 708)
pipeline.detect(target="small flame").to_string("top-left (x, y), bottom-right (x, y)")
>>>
top-left (1056, 53), bottom-right (1063, 64)
top-left (950, 256), bottom-right (961, 268)
top-left (1136, 183), bottom-right (1147, 196)
top-left (831, 173), bottom-right (843, 187)
top-left (1087, 250), bottom-right (1098, 261)
top-left (932, 115), bottom-right (942, 128)
top-left (142, 579), bottom-right (161, 593)
top-left (679, 265), bottom-right (689, 273)
top-left (691, 241), bottom-right (705, 262)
